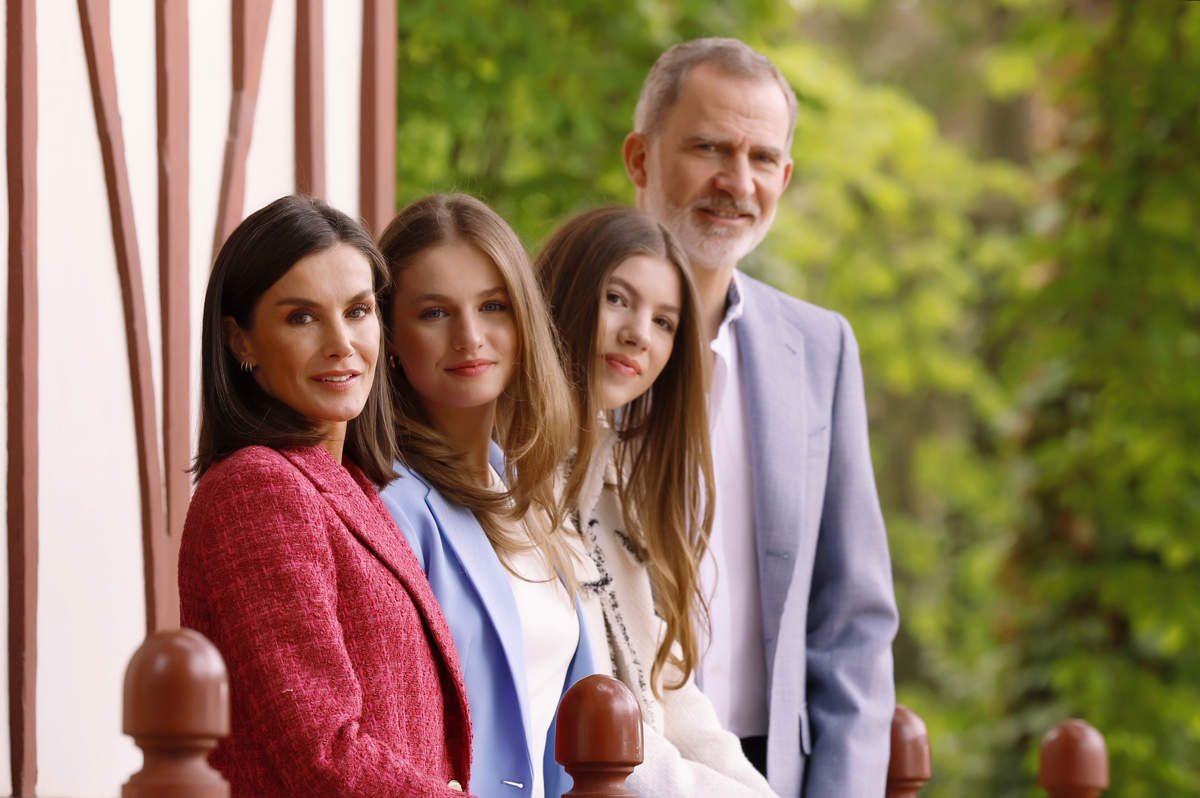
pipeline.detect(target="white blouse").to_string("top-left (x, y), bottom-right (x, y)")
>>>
top-left (489, 469), bottom-right (578, 798)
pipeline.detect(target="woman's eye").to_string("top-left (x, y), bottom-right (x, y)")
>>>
top-left (481, 300), bottom-right (508, 313)
top-left (287, 310), bottom-right (315, 324)
top-left (418, 307), bottom-right (447, 320)
top-left (346, 303), bottom-right (373, 319)
top-left (654, 317), bottom-right (676, 333)
top-left (605, 291), bottom-right (625, 306)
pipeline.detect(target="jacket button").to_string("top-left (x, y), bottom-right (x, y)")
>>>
top-left (448, 779), bottom-right (463, 791)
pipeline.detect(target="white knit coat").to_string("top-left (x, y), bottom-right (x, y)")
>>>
top-left (570, 428), bottom-right (779, 798)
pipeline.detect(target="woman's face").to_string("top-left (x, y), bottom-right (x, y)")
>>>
top-left (225, 243), bottom-right (379, 439)
top-left (596, 254), bottom-right (682, 411)
top-left (390, 240), bottom-right (518, 418)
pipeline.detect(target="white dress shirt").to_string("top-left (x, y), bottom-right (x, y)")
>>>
top-left (490, 469), bottom-right (579, 798)
top-left (698, 275), bottom-right (770, 738)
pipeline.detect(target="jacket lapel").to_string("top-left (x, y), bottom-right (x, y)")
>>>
top-left (281, 447), bottom-right (471, 719)
top-left (736, 278), bottom-right (809, 669)
top-left (420, 475), bottom-right (533, 732)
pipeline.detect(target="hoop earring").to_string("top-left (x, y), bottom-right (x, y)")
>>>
top-left (240, 360), bottom-right (254, 373)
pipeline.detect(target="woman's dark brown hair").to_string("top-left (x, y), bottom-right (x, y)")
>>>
top-left (535, 205), bottom-right (714, 695)
top-left (193, 195), bottom-right (396, 483)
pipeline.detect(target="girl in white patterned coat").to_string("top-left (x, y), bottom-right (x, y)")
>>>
top-left (536, 206), bottom-right (777, 797)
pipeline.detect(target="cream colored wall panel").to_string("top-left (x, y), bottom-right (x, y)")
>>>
top-left (189, 1), bottom-right (233, 460)
top-left (324, 0), bottom-right (362, 218)
top-left (111, 0), bottom-right (161, 416)
top-left (35, 1), bottom-right (146, 795)
top-left (244, 0), bottom-right (296, 216)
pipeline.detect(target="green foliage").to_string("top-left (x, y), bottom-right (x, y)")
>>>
top-left (994, 2), bottom-right (1200, 794)
top-left (393, 0), bottom-right (786, 244)
top-left (391, 0), bottom-right (1200, 793)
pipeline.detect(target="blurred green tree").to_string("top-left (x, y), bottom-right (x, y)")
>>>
top-left (993, 2), bottom-right (1200, 795)
top-left (390, 1), bottom-right (1200, 794)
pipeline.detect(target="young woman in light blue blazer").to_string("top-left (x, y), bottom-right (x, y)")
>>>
top-left (376, 194), bottom-right (597, 798)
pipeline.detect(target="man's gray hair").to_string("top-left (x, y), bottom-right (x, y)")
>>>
top-left (633, 37), bottom-right (799, 147)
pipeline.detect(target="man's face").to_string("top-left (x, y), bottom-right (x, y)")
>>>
top-left (626, 63), bottom-right (793, 273)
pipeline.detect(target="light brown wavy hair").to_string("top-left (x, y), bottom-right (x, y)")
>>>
top-left (535, 205), bottom-right (714, 694)
top-left (379, 194), bottom-right (578, 577)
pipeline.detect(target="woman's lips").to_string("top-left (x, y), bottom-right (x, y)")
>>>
top-left (311, 370), bottom-right (360, 390)
top-left (446, 359), bottom-right (493, 377)
top-left (605, 353), bottom-right (641, 377)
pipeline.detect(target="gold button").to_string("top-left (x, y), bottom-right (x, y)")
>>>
top-left (448, 779), bottom-right (463, 792)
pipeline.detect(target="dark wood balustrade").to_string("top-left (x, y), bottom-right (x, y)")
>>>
top-left (1038, 719), bottom-right (1110, 798)
top-left (887, 704), bottom-right (932, 797)
top-left (119, 629), bottom-right (1111, 797)
top-left (554, 674), bottom-right (644, 796)
top-left (121, 629), bottom-right (230, 797)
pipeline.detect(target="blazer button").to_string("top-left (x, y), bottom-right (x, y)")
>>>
top-left (448, 779), bottom-right (463, 791)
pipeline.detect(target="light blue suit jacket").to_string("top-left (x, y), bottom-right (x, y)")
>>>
top-left (379, 446), bottom-right (599, 798)
top-left (735, 275), bottom-right (898, 797)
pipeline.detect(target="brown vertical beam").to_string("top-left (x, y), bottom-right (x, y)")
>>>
top-left (156, 0), bottom-right (189, 629)
top-left (213, 0), bottom-right (275, 255)
top-left (78, 0), bottom-right (171, 634)
top-left (359, 0), bottom-right (396, 234)
top-left (6, 1), bottom-right (39, 793)
top-left (295, 0), bottom-right (326, 197)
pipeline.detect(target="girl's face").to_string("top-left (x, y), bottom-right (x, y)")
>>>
top-left (390, 240), bottom-right (518, 418)
top-left (224, 243), bottom-right (379, 444)
top-left (595, 254), bottom-right (682, 411)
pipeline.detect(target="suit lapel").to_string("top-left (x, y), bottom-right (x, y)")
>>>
top-left (738, 278), bottom-right (809, 565)
top-left (736, 279), bottom-right (811, 681)
top-left (281, 447), bottom-right (470, 720)
top-left (420, 471), bottom-right (533, 740)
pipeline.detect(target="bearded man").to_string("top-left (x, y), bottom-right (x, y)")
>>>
top-left (622, 37), bottom-right (899, 797)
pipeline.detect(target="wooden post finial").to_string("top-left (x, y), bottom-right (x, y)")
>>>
top-left (122, 628), bottom-right (230, 798)
top-left (555, 674), bottom-right (643, 797)
top-left (887, 704), bottom-right (932, 797)
top-left (1038, 719), bottom-right (1109, 798)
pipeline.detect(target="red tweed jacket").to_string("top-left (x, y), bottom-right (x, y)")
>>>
top-left (179, 445), bottom-right (474, 797)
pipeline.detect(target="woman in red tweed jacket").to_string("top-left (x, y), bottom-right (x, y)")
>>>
top-left (180, 195), bottom-right (474, 796)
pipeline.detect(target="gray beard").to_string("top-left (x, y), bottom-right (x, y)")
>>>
top-left (643, 192), bottom-right (772, 272)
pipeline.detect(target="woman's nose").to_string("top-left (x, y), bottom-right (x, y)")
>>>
top-left (453, 316), bottom-right (483, 352)
top-left (619, 315), bottom-right (650, 350)
top-left (325, 319), bottom-right (354, 359)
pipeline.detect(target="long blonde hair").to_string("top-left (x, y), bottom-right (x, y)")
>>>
top-left (380, 194), bottom-right (577, 576)
top-left (536, 205), bottom-right (714, 693)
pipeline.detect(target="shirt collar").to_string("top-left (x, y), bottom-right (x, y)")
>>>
top-left (719, 272), bottom-right (745, 332)
top-left (712, 272), bottom-right (745, 353)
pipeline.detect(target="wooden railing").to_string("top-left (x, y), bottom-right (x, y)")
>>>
top-left (121, 629), bottom-right (229, 797)
top-left (121, 630), bottom-right (1110, 797)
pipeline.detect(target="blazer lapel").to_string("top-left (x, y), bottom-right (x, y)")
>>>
top-left (421, 474), bottom-right (533, 739)
top-left (281, 448), bottom-right (469, 710)
top-left (736, 279), bottom-right (809, 668)
top-left (738, 279), bottom-right (809, 562)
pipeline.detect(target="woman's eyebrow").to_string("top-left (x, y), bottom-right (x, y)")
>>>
top-left (608, 275), bottom-right (680, 314)
top-left (274, 289), bottom-right (374, 307)
top-left (408, 286), bottom-right (507, 304)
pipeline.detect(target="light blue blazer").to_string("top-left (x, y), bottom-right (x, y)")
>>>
top-left (379, 444), bottom-right (599, 798)
top-left (736, 275), bottom-right (899, 797)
